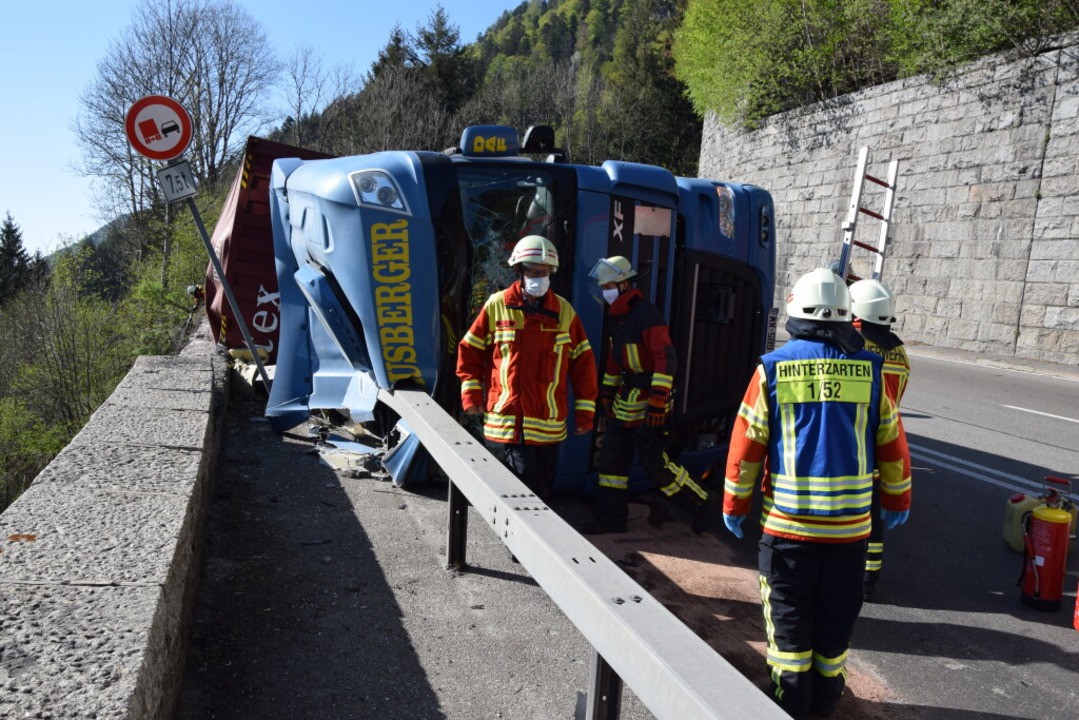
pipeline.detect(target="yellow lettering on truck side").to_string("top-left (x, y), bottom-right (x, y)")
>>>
top-left (370, 219), bottom-right (421, 382)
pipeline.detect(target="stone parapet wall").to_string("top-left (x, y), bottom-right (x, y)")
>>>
top-left (700, 37), bottom-right (1079, 365)
top-left (0, 323), bottom-right (227, 720)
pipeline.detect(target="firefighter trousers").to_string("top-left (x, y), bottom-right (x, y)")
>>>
top-left (864, 482), bottom-right (885, 591)
top-left (758, 534), bottom-right (867, 719)
top-left (485, 439), bottom-right (559, 503)
top-left (596, 418), bottom-right (708, 503)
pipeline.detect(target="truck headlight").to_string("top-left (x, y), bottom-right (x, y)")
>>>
top-left (350, 170), bottom-right (410, 215)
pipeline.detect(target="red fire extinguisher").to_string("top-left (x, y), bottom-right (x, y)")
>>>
top-left (1020, 504), bottom-right (1072, 611)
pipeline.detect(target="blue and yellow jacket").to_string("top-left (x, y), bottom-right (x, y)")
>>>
top-left (723, 338), bottom-right (911, 542)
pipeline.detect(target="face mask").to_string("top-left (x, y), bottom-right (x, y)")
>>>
top-left (602, 288), bottom-right (620, 305)
top-left (524, 276), bottom-right (550, 297)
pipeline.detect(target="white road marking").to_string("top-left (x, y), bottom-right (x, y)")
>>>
top-left (908, 443), bottom-right (1054, 495)
top-left (1000, 405), bottom-right (1079, 424)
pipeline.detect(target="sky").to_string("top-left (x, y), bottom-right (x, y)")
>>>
top-left (1, 0), bottom-right (523, 257)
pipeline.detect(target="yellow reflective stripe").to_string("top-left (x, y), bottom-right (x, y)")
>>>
top-left (652, 372), bottom-right (673, 391)
top-left (547, 343), bottom-right (564, 418)
top-left (461, 379), bottom-right (483, 392)
top-left (761, 498), bottom-right (872, 539)
top-left (669, 459), bottom-right (708, 500)
top-left (760, 575), bottom-right (776, 646)
top-left (726, 460), bottom-right (760, 498)
top-left (575, 398), bottom-right (596, 412)
top-left (813, 650), bottom-right (848, 677)
top-left (879, 460), bottom-right (911, 495)
top-left (626, 344), bottom-right (643, 372)
top-left (856, 403), bottom-right (869, 478)
top-left (570, 338), bottom-right (592, 359)
top-left (613, 388), bottom-right (647, 421)
top-left (461, 331), bottom-right (487, 350)
top-left (761, 576), bottom-right (812, 674)
top-left (780, 403), bottom-right (797, 485)
top-left (770, 474), bottom-right (873, 513)
top-left (495, 342), bottom-right (512, 412)
top-left (599, 474), bottom-right (628, 490)
top-left (767, 648), bottom-right (813, 673)
top-left (602, 373), bottom-right (620, 387)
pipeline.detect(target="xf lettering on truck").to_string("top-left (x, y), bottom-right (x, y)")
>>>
top-left (371, 219), bottom-right (421, 382)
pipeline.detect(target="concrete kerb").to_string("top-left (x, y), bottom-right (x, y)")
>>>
top-left (0, 320), bottom-right (229, 720)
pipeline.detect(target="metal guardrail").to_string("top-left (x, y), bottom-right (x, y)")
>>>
top-left (377, 387), bottom-right (789, 720)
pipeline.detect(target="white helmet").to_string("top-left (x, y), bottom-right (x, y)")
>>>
top-left (786, 268), bottom-right (851, 322)
top-left (589, 256), bottom-right (637, 286)
top-left (849, 279), bottom-right (896, 325)
top-left (508, 235), bottom-right (559, 270)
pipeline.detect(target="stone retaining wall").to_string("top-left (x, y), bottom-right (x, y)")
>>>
top-left (700, 37), bottom-right (1079, 365)
top-left (0, 323), bottom-right (227, 720)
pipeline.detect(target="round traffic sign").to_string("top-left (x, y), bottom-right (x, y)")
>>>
top-left (124, 95), bottom-right (193, 161)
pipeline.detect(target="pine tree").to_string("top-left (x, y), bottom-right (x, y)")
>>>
top-left (0, 212), bottom-right (32, 305)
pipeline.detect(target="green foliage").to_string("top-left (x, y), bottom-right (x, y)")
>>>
top-left (887, 0), bottom-right (1079, 78)
top-left (675, 0), bottom-right (1079, 129)
top-left (0, 397), bottom-right (66, 512)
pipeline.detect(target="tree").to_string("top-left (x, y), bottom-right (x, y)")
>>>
top-left (413, 5), bottom-right (476, 117)
top-left (281, 44), bottom-right (360, 151)
top-left (74, 0), bottom-right (280, 224)
top-left (0, 212), bottom-right (32, 305)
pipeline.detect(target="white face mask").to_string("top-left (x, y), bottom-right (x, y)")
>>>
top-left (524, 276), bottom-right (550, 297)
top-left (602, 288), bottom-right (620, 305)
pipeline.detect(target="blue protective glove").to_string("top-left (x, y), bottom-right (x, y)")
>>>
top-left (723, 513), bottom-right (745, 539)
top-left (880, 508), bottom-right (909, 531)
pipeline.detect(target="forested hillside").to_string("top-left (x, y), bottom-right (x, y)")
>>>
top-left (3, 0), bottom-right (1077, 512)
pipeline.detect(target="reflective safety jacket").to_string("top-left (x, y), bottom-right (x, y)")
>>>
top-left (723, 338), bottom-right (911, 542)
top-left (457, 281), bottom-right (597, 445)
top-left (601, 288), bottom-right (676, 425)
top-left (854, 319), bottom-right (911, 405)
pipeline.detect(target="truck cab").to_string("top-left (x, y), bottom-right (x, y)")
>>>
top-left (266, 125), bottom-right (776, 492)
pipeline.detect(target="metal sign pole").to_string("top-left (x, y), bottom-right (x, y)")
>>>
top-left (184, 196), bottom-right (273, 394)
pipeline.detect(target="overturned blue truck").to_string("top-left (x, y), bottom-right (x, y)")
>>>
top-left (263, 125), bottom-right (777, 493)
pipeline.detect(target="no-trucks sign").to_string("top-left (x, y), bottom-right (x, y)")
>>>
top-left (124, 95), bottom-right (193, 161)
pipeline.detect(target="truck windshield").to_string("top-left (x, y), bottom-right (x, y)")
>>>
top-left (455, 165), bottom-right (568, 319)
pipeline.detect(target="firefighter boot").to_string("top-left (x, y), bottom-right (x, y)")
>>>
top-left (582, 487), bottom-right (628, 534)
top-left (636, 490), bottom-right (675, 528)
top-left (691, 489), bottom-right (720, 535)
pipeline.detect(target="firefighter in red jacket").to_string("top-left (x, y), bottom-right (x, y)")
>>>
top-left (722, 268), bottom-right (911, 720)
top-left (583, 256), bottom-right (717, 535)
top-left (456, 235), bottom-right (598, 502)
top-left (849, 278), bottom-right (912, 600)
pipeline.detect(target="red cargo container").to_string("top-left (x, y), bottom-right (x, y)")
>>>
top-left (205, 136), bottom-right (331, 362)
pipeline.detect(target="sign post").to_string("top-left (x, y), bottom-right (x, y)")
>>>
top-left (125, 94), bottom-right (271, 394)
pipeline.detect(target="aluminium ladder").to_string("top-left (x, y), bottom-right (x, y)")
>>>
top-left (835, 146), bottom-right (899, 283)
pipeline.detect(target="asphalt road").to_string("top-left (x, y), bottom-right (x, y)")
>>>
top-left (175, 344), bottom-right (1078, 720)
top-left (851, 346), bottom-right (1079, 719)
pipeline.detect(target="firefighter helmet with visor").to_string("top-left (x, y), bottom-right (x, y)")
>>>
top-left (786, 268), bottom-right (851, 322)
top-left (589, 256), bottom-right (637, 286)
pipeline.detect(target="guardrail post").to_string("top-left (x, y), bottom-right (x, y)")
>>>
top-left (447, 480), bottom-right (470, 569)
top-left (586, 649), bottom-right (623, 719)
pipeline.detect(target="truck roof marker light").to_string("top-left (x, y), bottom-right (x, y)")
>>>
top-left (350, 169), bottom-right (411, 216)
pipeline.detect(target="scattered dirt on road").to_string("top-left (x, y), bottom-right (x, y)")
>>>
top-left (582, 502), bottom-right (910, 720)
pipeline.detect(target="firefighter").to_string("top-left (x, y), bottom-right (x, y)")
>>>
top-left (722, 268), bottom-right (911, 720)
top-left (456, 235), bottom-right (598, 503)
top-left (583, 255), bottom-right (717, 535)
top-left (849, 278), bottom-right (912, 601)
